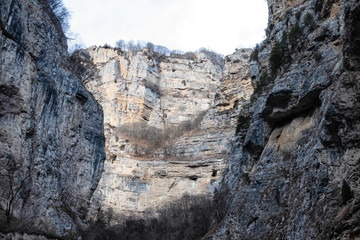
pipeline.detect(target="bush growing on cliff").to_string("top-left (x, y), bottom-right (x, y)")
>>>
top-left (69, 49), bottom-right (98, 83)
top-left (103, 43), bottom-right (111, 49)
top-left (253, 70), bottom-right (270, 93)
top-left (47, 0), bottom-right (70, 32)
top-left (197, 48), bottom-right (224, 68)
top-left (270, 42), bottom-right (285, 74)
top-left (269, 32), bottom-right (290, 75)
top-left (303, 13), bottom-right (316, 31)
top-left (109, 154), bottom-right (117, 163)
top-left (269, 22), bottom-right (306, 76)
top-left (250, 44), bottom-right (260, 62)
top-left (288, 22), bottom-right (303, 47)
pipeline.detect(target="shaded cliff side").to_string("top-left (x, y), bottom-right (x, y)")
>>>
top-left (206, 0), bottom-right (360, 239)
top-left (0, 0), bottom-right (105, 238)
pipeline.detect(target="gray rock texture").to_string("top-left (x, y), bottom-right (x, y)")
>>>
top-left (205, 0), bottom-right (360, 239)
top-left (0, 0), bottom-right (105, 238)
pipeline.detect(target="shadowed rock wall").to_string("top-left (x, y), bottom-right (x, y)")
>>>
top-left (0, 0), bottom-right (105, 238)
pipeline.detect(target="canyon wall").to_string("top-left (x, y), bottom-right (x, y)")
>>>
top-left (0, 0), bottom-right (105, 238)
top-left (82, 47), bottom-right (254, 218)
top-left (1, 0), bottom-right (359, 239)
top-left (206, 0), bottom-right (360, 239)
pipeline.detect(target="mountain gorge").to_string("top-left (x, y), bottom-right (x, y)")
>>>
top-left (0, 0), bottom-right (359, 239)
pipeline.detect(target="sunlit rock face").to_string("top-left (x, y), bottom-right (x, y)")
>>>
top-left (206, 0), bottom-right (360, 239)
top-left (0, 0), bottom-right (105, 238)
top-left (83, 47), bottom-right (253, 217)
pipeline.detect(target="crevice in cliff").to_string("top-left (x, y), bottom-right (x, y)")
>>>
top-left (0, 84), bottom-right (23, 117)
top-left (262, 87), bottom-right (322, 127)
top-left (344, 4), bottom-right (360, 71)
top-left (0, 20), bottom-right (18, 44)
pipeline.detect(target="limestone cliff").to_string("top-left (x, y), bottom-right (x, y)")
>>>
top-left (1, 0), bottom-right (359, 239)
top-left (0, 0), bottom-right (105, 238)
top-left (206, 0), bottom-right (360, 239)
top-left (82, 46), bottom-right (254, 218)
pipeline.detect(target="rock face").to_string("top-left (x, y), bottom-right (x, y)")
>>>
top-left (206, 0), bottom-right (360, 239)
top-left (1, 0), bottom-right (359, 239)
top-left (82, 47), bottom-right (253, 217)
top-left (0, 0), bottom-right (105, 238)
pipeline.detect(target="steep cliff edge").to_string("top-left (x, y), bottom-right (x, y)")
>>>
top-left (0, 0), bottom-right (105, 238)
top-left (206, 0), bottom-right (360, 239)
top-left (81, 46), bottom-right (254, 218)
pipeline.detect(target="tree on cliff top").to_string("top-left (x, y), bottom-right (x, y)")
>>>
top-left (47, 0), bottom-right (70, 32)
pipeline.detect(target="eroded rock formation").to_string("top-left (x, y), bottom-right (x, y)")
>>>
top-left (81, 47), bottom-right (254, 218)
top-left (206, 0), bottom-right (360, 239)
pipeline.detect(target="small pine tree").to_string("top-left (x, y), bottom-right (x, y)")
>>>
top-left (288, 23), bottom-right (302, 46)
top-left (250, 44), bottom-right (260, 61)
top-left (269, 32), bottom-right (290, 75)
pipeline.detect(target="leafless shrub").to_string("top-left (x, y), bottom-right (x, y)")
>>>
top-left (46, 0), bottom-right (70, 32)
top-left (0, 155), bottom-right (29, 224)
top-left (85, 194), bottom-right (214, 240)
top-left (212, 187), bottom-right (230, 224)
top-left (197, 48), bottom-right (224, 68)
top-left (169, 51), bottom-right (197, 61)
top-left (116, 111), bottom-right (207, 152)
top-left (68, 49), bottom-right (98, 84)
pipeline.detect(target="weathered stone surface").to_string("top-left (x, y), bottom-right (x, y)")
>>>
top-left (83, 47), bottom-right (253, 218)
top-left (0, 0), bottom-right (105, 238)
top-left (206, 0), bottom-right (360, 239)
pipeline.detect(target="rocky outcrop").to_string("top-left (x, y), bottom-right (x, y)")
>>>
top-left (206, 0), bottom-right (360, 239)
top-left (0, 0), bottom-right (105, 238)
top-left (81, 47), bottom-right (253, 218)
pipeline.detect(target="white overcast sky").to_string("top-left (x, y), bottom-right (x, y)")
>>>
top-left (62, 0), bottom-right (268, 55)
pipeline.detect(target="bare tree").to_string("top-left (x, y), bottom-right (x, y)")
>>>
top-left (115, 40), bottom-right (126, 51)
top-left (197, 48), bottom-right (224, 67)
top-left (154, 45), bottom-right (170, 56)
top-left (0, 156), bottom-right (29, 223)
top-left (135, 41), bottom-right (145, 51)
top-left (69, 49), bottom-right (98, 84)
top-left (145, 42), bottom-right (155, 52)
top-left (126, 40), bottom-right (135, 52)
top-left (47, 0), bottom-right (70, 32)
